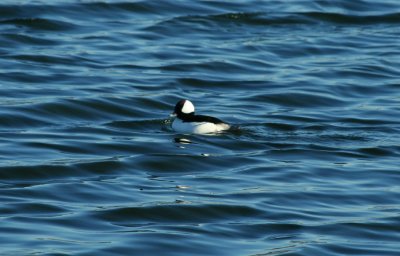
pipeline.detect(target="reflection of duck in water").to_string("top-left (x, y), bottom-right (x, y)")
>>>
top-left (174, 137), bottom-right (192, 144)
top-left (171, 99), bottom-right (230, 134)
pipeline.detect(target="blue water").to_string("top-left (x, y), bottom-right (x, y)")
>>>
top-left (1, 1), bottom-right (400, 255)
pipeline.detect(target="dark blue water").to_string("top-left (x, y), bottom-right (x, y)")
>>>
top-left (1, 0), bottom-right (400, 255)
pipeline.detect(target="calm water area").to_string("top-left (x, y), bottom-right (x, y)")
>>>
top-left (1, 1), bottom-right (400, 255)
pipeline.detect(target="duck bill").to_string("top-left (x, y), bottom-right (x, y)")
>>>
top-left (170, 112), bottom-right (177, 118)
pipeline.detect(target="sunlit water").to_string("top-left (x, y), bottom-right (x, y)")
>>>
top-left (1, 1), bottom-right (400, 255)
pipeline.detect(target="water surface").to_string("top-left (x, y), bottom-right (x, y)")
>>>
top-left (1, 0), bottom-right (400, 255)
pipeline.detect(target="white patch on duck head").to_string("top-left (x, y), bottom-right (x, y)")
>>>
top-left (181, 100), bottom-right (195, 114)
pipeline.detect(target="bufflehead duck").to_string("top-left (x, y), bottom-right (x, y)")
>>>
top-left (171, 99), bottom-right (230, 134)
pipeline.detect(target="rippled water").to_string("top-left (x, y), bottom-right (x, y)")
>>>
top-left (1, 0), bottom-right (400, 255)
